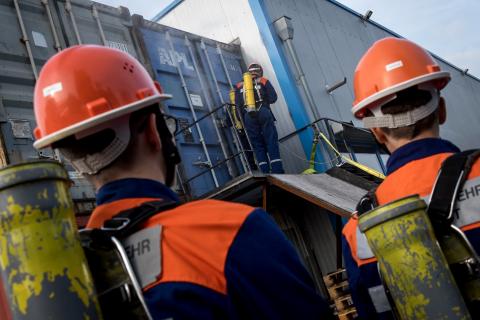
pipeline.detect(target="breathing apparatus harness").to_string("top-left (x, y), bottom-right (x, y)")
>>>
top-left (81, 200), bottom-right (179, 320)
top-left (357, 149), bottom-right (480, 317)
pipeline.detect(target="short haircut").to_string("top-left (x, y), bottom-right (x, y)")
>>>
top-left (366, 87), bottom-right (439, 140)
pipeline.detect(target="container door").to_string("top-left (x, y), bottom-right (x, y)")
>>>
top-left (195, 41), bottom-right (248, 176)
top-left (137, 27), bottom-right (236, 197)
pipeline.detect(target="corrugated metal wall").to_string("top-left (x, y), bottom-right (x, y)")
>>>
top-left (262, 0), bottom-right (480, 150)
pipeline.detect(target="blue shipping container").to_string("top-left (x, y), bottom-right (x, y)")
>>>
top-left (132, 16), bottom-right (248, 198)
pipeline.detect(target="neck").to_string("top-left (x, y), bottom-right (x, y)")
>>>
top-left (90, 165), bottom-right (166, 191)
top-left (388, 130), bottom-right (440, 153)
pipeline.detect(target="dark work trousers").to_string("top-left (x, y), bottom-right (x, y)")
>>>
top-left (244, 106), bottom-right (284, 173)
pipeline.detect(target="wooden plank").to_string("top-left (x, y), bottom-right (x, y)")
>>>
top-left (267, 174), bottom-right (365, 216)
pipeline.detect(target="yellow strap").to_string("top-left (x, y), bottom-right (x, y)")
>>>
top-left (231, 105), bottom-right (243, 130)
top-left (318, 132), bottom-right (386, 180)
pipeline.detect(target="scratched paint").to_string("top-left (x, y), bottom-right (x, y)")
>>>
top-left (0, 162), bottom-right (102, 319)
top-left (359, 196), bottom-right (470, 319)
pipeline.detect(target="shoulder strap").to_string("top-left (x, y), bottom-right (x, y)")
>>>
top-left (101, 200), bottom-right (178, 238)
top-left (428, 149), bottom-right (480, 226)
top-left (356, 187), bottom-right (379, 215)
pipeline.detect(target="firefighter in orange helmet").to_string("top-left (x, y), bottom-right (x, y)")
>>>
top-left (33, 45), bottom-right (331, 319)
top-left (342, 37), bottom-right (480, 319)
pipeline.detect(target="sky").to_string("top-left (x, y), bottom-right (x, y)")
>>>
top-left (100, 0), bottom-right (480, 78)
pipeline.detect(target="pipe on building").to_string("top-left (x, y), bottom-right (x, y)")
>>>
top-left (273, 16), bottom-right (320, 120)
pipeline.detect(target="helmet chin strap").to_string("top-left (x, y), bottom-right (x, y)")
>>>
top-left (363, 86), bottom-right (440, 129)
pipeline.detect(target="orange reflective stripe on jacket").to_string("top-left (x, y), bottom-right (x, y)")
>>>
top-left (87, 198), bottom-right (252, 295)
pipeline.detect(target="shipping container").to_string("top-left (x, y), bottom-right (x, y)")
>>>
top-left (0, 0), bottom-right (64, 166)
top-left (0, 0), bottom-right (145, 210)
top-left (131, 15), bottom-right (250, 198)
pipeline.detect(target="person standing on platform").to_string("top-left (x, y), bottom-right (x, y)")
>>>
top-left (235, 63), bottom-right (284, 174)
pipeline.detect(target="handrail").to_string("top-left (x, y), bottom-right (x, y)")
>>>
top-left (279, 117), bottom-right (370, 143)
top-left (175, 103), bottom-right (227, 136)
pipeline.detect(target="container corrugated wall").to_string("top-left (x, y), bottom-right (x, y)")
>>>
top-left (54, 0), bottom-right (140, 58)
top-left (0, 0), bottom-right (62, 166)
top-left (132, 16), bottom-right (249, 198)
top-left (0, 0), bottom-right (146, 209)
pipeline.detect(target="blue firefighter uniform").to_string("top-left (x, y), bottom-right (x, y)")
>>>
top-left (235, 77), bottom-right (284, 174)
top-left (342, 138), bottom-right (480, 319)
top-left (87, 178), bottom-right (331, 319)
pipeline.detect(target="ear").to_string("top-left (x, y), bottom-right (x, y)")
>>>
top-left (438, 97), bottom-right (447, 125)
top-left (145, 113), bottom-right (162, 152)
top-left (370, 127), bottom-right (388, 144)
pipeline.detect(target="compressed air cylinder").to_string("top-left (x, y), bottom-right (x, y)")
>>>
top-left (243, 71), bottom-right (256, 114)
top-left (359, 195), bottom-right (470, 319)
top-left (0, 161), bottom-right (102, 320)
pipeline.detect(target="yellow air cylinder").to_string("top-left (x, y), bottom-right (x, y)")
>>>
top-left (358, 195), bottom-right (470, 319)
top-left (0, 161), bottom-right (102, 320)
top-left (243, 71), bottom-right (257, 114)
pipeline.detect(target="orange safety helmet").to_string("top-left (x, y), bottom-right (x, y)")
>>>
top-left (352, 37), bottom-right (450, 125)
top-left (33, 45), bottom-right (171, 149)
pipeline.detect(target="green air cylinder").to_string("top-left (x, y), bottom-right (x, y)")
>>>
top-left (358, 195), bottom-right (470, 319)
top-left (0, 161), bottom-right (102, 320)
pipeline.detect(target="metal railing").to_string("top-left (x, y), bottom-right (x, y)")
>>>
top-left (174, 102), bottom-right (256, 197)
top-left (174, 103), bottom-right (387, 198)
top-left (279, 117), bottom-right (387, 174)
